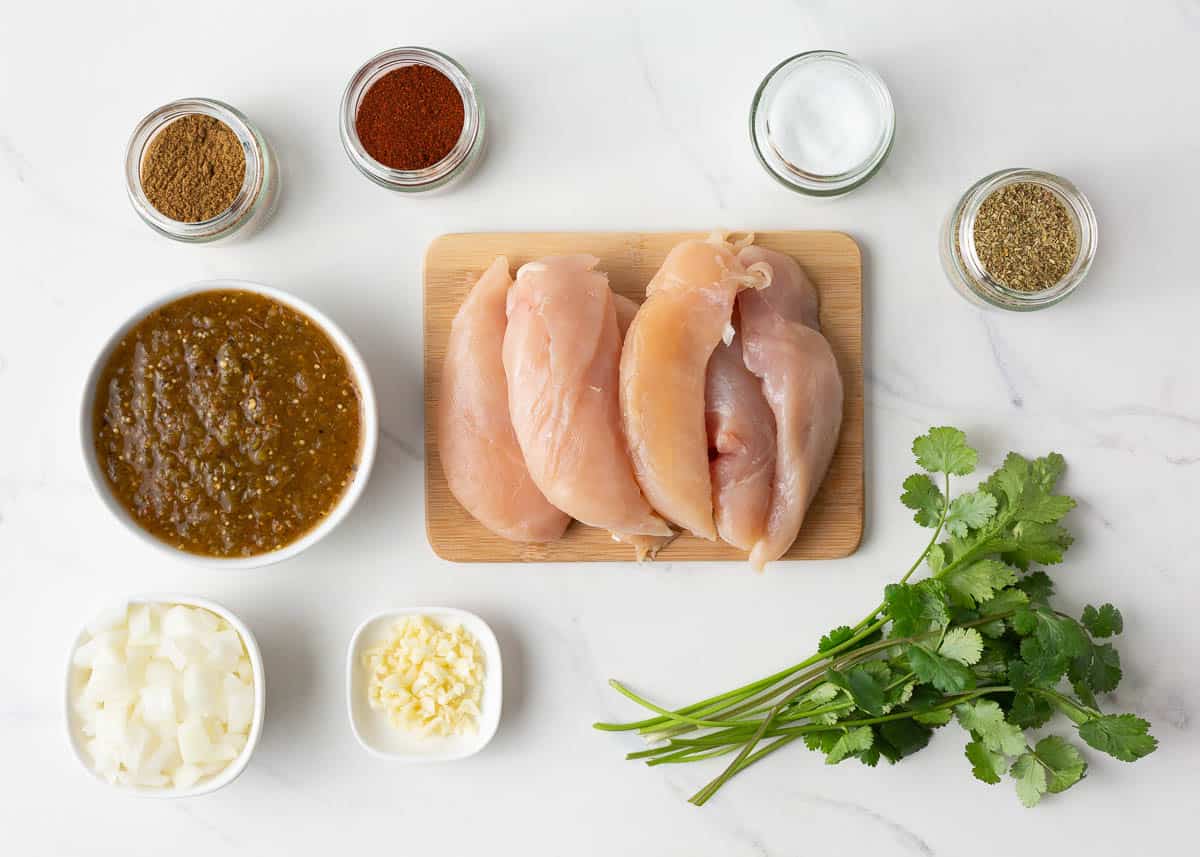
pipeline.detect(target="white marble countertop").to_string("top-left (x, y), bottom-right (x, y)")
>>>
top-left (2, 1), bottom-right (1198, 854)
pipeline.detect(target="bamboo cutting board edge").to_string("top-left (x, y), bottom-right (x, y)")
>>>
top-left (423, 230), bottom-right (863, 563)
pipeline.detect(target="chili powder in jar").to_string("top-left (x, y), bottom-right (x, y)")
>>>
top-left (355, 64), bottom-right (466, 170)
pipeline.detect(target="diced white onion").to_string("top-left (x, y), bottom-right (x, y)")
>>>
top-left (69, 603), bottom-right (255, 790)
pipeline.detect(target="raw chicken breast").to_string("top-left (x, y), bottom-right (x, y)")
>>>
top-left (504, 256), bottom-right (671, 547)
top-left (620, 236), bottom-right (771, 540)
top-left (705, 334), bottom-right (776, 552)
top-left (613, 293), bottom-right (639, 336)
top-left (438, 257), bottom-right (570, 542)
top-left (736, 246), bottom-right (843, 569)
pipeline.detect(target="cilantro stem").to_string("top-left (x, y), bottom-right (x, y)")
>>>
top-left (692, 699), bottom-right (782, 803)
top-left (685, 685), bottom-right (1014, 804)
top-left (606, 681), bottom-right (784, 729)
top-left (1031, 688), bottom-right (1100, 724)
top-left (595, 617), bottom-right (889, 734)
top-left (690, 734), bottom-right (803, 805)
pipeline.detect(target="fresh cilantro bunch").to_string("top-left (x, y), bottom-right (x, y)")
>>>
top-left (595, 427), bottom-right (1156, 807)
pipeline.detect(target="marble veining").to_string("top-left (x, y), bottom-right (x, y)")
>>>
top-left (791, 795), bottom-right (937, 857)
top-left (981, 316), bottom-right (1025, 409)
top-left (0, 134), bottom-right (30, 184)
top-left (379, 424), bottom-right (422, 461)
top-left (628, 14), bottom-right (728, 210)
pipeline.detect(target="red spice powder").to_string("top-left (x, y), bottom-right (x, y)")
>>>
top-left (355, 65), bottom-right (465, 170)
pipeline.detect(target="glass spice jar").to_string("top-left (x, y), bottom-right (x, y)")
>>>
top-left (124, 98), bottom-right (280, 243)
top-left (749, 51), bottom-right (895, 197)
top-left (940, 168), bottom-right (1097, 311)
top-left (339, 47), bottom-right (486, 193)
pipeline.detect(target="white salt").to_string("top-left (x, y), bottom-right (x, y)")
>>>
top-left (766, 58), bottom-right (886, 177)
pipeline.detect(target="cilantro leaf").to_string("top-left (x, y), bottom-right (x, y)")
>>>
top-left (1031, 452), bottom-right (1066, 491)
top-left (1019, 637), bottom-right (1069, 686)
top-left (885, 580), bottom-right (950, 638)
top-left (925, 542), bottom-right (947, 575)
top-left (1071, 680), bottom-right (1099, 711)
top-left (901, 473), bottom-right (945, 528)
top-left (972, 637), bottom-right (1014, 679)
top-left (794, 681), bottom-right (844, 725)
top-left (944, 491), bottom-right (999, 537)
top-left (803, 731), bottom-right (836, 754)
top-left (1031, 735), bottom-right (1087, 794)
top-left (1010, 752), bottom-right (1047, 807)
top-left (979, 451), bottom-right (1076, 570)
top-left (826, 666), bottom-right (886, 717)
top-left (1081, 604), bottom-right (1123, 637)
top-left (1016, 571), bottom-right (1055, 604)
top-left (955, 699), bottom-right (1027, 756)
top-left (943, 559), bottom-right (1019, 608)
top-left (1070, 641), bottom-right (1122, 694)
top-left (1018, 493), bottom-right (1076, 525)
top-left (1078, 715), bottom-right (1158, 762)
top-left (913, 427), bottom-right (978, 476)
top-left (875, 720), bottom-right (933, 762)
top-left (965, 739), bottom-right (1005, 784)
top-left (818, 625), bottom-right (855, 653)
top-left (1013, 608), bottom-right (1090, 658)
top-left (825, 726), bottom-right (874, 765)
top-left (908, 644), bottom-right (975, 693)
top-left (1008, 691), bottom-right (1054, 729)
top-left (938, 627), bottom-right (984, 666)
top-left (983, 452), bottom-right (1032, 510)
top-left (977, 587), bottom-right (1029, 617)
top-left (1006, 660), bottom-right (1031, 691)
top-left (1003, 521), bottom-right (1074, 568)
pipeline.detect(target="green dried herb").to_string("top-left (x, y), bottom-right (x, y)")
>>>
top-left (972, 183), bottom-right (1078, 292)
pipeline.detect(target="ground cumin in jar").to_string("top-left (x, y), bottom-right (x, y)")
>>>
top-left (340, 47), bottom-right (485, 192)
top-left (140, 114), bottom-right (246, 222)
top-left (125, 98), bottom-right (280, 242)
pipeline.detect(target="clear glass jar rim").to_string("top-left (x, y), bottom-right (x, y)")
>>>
top-left (952, 168), bottom-right (1098, 308)
top-left (339, 46), bottom-right (481, 188)
top-left (750, 50), bottom-right (895, 194)
top-left (124, 98), bottom-right (264, 238)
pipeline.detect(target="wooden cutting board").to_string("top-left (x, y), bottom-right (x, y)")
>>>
top-left (423, 231), bottom-right (863, 563)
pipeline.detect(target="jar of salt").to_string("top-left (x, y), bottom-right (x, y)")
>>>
top-left (750, 51), bottom-right (895, 196)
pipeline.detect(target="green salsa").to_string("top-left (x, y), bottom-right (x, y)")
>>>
top-left (94, 290), bottom-right (362, 557)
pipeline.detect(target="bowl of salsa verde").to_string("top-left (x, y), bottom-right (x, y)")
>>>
top-left (81, 281), bottom-right (378, 568)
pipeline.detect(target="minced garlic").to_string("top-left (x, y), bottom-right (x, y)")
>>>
top-left (362, 615), bottom-right (485, 737)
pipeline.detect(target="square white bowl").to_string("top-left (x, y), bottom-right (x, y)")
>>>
top-left (347, 607), bottom-right (501, 761)
top-left (65, 595), bottom-right (266, 798)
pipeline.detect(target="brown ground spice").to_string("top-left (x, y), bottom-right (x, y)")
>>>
top-left (140, 115), bottom-right (246, 222)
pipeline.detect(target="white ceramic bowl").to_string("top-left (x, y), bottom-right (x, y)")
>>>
top-left (80, 279), bottom-right (378, 569)
top-left (65, 595), bottom-right (267, 798)
top-left (347, 607), bottom-right (502, 762)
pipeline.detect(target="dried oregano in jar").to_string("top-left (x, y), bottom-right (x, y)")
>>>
top-left (971, 182), bottom-right (1078, 292)
top-left (941, 169), bottom-right (1097, 310)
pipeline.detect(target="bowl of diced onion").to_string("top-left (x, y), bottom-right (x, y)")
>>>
top-left (347, 607), bottom-right (501, 762)
top-left (65, 596), bottom-right (265, 797)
